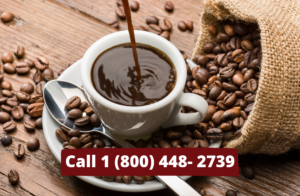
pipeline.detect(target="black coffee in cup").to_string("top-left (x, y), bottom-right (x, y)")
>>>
top-left (91, 43), bottom-right (177, 106)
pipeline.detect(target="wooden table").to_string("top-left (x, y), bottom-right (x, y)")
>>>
top-left (0, 0), bottom-right (300, 195)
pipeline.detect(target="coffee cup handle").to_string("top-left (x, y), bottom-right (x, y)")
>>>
top-left (162, 92), bottom-right (208, 128)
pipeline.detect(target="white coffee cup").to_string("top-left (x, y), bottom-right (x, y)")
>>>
top-left (81, 30), bottom-right (208, 138)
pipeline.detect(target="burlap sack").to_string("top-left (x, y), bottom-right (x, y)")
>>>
top-left (192, 0), bottom-right (300, 154)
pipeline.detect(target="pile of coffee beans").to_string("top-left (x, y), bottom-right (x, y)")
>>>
top-left (181, 21), bottom-right (261, 148)
top-left (64, 96), bottom-right (101, 127)
top-left (113, 0), bottom-right (193, 40)
top-left (0, 40), bottom-right (61, 185)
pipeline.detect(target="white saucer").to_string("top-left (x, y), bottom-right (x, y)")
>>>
top-left (42, 59), bottom-right (222, 192)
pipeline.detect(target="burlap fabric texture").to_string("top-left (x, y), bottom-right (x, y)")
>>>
top-left (192, 0), bottom-right (300, 154)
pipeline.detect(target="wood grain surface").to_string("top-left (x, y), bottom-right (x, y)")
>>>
top-left (0, 0), bottom-right (300, 195)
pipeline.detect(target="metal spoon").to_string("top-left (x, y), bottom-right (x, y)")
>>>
top-left (43, 80), bottom-right (200, 196)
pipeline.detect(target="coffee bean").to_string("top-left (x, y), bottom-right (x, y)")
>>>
top-left (159, 18), bottom-right (172, 31)
top-left (148, 24), bottom-right (162, 35)
top-left (216, 90), bottom-right (227, 101)
top-left (16, 91), bottom-right (30, 103)
top-left (151, 131), bottom-right (163, 142)
top-left (226, 190), bottom-right (237, 196)
top-left (1, 81), bottom-right (12, 90)
top-left (90, 114), bottom-right (101, 126)
top-left (241, 40), bottom-right (254, 51)
top-left (244, 93), bottom-right (256, 103)
top-left (233, 116), bottom-right (245, 128)
top-left (203, 43), bottom-right (215, 54)
top-left (203, 105), bottom-right (216, 122)
top-left (14, 46), bottom-right (25, 59)
top-left (55, 129), bottom-right (69, 143)
top-left (224, 24), bottom-right (235, 37)
top-left (29, 94), bottom-right (43, 103)
top-left (222, 108), bottom-right (241, 121)
top-left (205, 128), bottom-right (223, 140)
top-left (94, 138), bottom-right (106, 148)
top-left (1, 12), bottom-right (13, 22)
top-left (101, 176), bottom-right (114, 182)
top-left (146, 16), bottom-right (159, 25)
top-left (20, 82), bottom-right (34, 94)
top-left (6, 97), bottom-right (18, 107)
top-left (78, 101), bottom-right (88, 111)
top-left (64, 145), bottom-right (76, 149)
top-left (241, 110), bottom-right (248, 119)
top-left (229, 36), bottom-right (241, 50)
top-left (11, 106), bottom-right (23, 121)
top-left (208, 65), bottom-right (219, 75)
top-left (42, 68), bottom-right (54, 82)
top-left (164, 1), bottom-right (174, 12)
top-left (130, 1), bottom-right (139, 11)
top-left (66, 96), bottom-right (81, 109)
top-left (244, 103), bottom-right (253, 113)
top-left (63, 141), bottom-right (69, 148)
top-left (82, 142), bottom-right (93, 148)
top-left (178, 21), bottom-right (187, 31)
top-left (159, 140), bottom-right (171, 148)
top-left (223, 82), bottom-right (238, 92)
top-left (219, 121), bottom-right (233, 132)
top-left (213, 45), bottom-right (222, 55)
top-left (8, 170), bottom-right (19, 185)
top-left (192, 89), bottom-right (206, 99)
top-left (248, 59), bottom-right (260, 70)
top-left (27, 137), bottom-right (40, 151)
top-left (1, 135), bottom-right (12, 146)
top-left (34, 56), bottom-right (49, 71)
top-left (69, 137), bottom-right (81, 149)
top-left (224, 93), bottom-right (237, 107)
top-left (68, 109), bottom-right (83, 119)
top-left (180, 135), bottom-right (192, 144)
top-left (134, 176), bottom-right (145, 184)
top-left (233, 23), bottom-right (248, 35)
top-left (0, 112), bottom-right (11, 123)
top-left (186, 139), bottom-right (198, 148)
top-left (136, 25), bottom-right (148, 31)
top-left (3, 121), bottom-right (17, 133)
top-left (243, 69), bottom-right (255, 82)
top-left (1, 105), bottom-right (12, 113)
top-left (68, 129), bottom-right (81, 138)
top-left (27, 103), bottom-right (44, 117)
top-left (122, 176), bottom-right (133, 184)
top-left (80, 133), bottom-right (92, 144)
top-left (0, 74), bottom-right (3, 82)
top-left (232, 49), bottom-right (245, 63)
top-left (247, 79), bottom-right (258, 92)
top-left (24, 59), bottom-right (34, 68)
top-left (24, 121), bottom-right (35, 132)
top-left (219, 32), bottom-right (230, 42)
top-left (35, 117), bottom-right (43, 129)
top-left (209, 86), bottom-right (221, 100)
top-left (75, 116), bottom-right (90, 126)
top-left (211, 110), bottom-right (224, 125)
top-left (186, 20), bottom-right (193, 31)
top-left (160, 31), bottom-right (170, 40)
top-left (3, 63), bottom-right (16, 74)
top-left (235, 91), bottom-right (245, 98)
top-left (241, 163), bottom-right (255, 179)
top-left (1, 52), bottom-right (14, 63)
top-left (33, 69), bottom-right (43, 83)
top-left (36, 81), bottom-right (46, 94)
top-left (219, 67), bottom-right (235, 79)
top-left (84, 106), bottom-right (94, 115)
top-left (2, 90), bottom-right (12, 97)
top-left (215, 53), bottom-right (229, 67)
top-left (207, 24), bottom-right (218, 36)
top-left (13, 143), bottom-right (25, 159)
top-left (232, 73), bottom-right (244, 86)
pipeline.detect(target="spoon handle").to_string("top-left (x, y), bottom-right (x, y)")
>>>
top-left (156, 176), bottom-right (200, 196)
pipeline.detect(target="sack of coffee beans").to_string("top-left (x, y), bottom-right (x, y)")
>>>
top-left (192, 0), bottom-right (300, 154)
